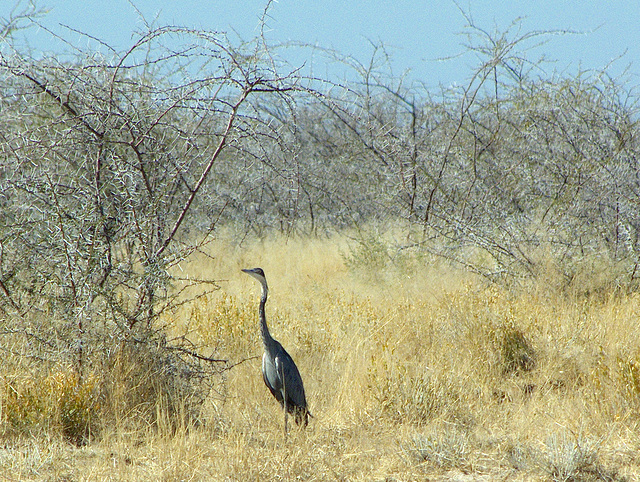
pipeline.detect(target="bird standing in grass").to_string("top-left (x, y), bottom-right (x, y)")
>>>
top-left (242, 267), bottom-right (309, 433)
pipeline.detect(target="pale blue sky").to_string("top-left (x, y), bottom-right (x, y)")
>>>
top-left (2, 1), bottom-right (639, 88)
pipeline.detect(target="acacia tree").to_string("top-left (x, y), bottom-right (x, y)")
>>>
top-left (0, 17), bottom-right (301, 430)
top-left (294, 18), bottom-right (639, 289)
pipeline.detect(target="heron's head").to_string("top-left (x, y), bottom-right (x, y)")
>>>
top-left (242, 267), bottom-right (268, 299)
top-left (242, 267), bottom-right (267, 285)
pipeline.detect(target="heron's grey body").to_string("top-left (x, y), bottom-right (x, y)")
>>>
top-left (242, 268), bottom-right (309, 429)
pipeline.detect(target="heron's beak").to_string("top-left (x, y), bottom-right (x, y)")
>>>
top-left (242, 268), bottom-right (260, 279)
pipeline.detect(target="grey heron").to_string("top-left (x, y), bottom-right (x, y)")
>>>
top-left (242, 267), bottom-right (309, 432)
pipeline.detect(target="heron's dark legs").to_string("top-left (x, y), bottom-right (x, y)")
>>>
top-left (284, 404), bottom-right (288, 439)
top-left (282, 366), bottom-right (288, 439)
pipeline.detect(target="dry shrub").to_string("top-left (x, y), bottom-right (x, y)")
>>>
top-left (2, 368), bottom-right (100, 445)
top-left (99, 337), bottom-right (218, 432)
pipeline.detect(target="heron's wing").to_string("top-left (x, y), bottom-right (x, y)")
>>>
top-left (262, 352), bottom-right (284, 404)
top-left (275, 348), bottom-right (307, 410)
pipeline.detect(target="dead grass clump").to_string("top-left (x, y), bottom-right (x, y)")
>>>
top-left (2, 368), bottom-right (100, 445)
top-left (616, 354), bottom-right (640, 407)
top-left (371, 371), bottom-right (452, 425)
top-left (407, 423), bottom-right (473, 471)
top-left (541, 432), bottom-right (605, 481)
top-left (99, 338), bottom-right (214, 432)
top-left (502, 434), bottom-right (622, 481)
top-left (497, 322), bottom-right (537, 376)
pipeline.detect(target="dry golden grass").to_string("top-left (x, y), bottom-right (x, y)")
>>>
top-left (2, 229), bottom-right (640, 480)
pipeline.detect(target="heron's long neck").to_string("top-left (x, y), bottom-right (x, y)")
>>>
top-left (259, 284), bottom-right (274, 348)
